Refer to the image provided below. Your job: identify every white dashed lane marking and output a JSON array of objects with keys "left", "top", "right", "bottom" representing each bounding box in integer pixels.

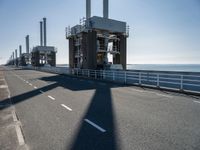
[
  {"left": 84, "top": 119, "right": 106, "bottom": 133},
  {"left": 156, "top": 93, "right": 173, "bottom": 98},
  {"left": 48, "top": 95, "right": 55, "bottom": 100},
  {"left": 0, "top": 85, "right": 8, "bottom": 88},
  {"left": 194, "top": 101, "right": 200, "bottom": 104},
  {"left": 61, "top": 104, "right": 72, "bottom": 111}
]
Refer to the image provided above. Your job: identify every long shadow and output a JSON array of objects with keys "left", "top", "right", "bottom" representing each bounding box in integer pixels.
[
  {"left": 41, "top": 75, "right": 120, "bottom": 149},
  {"left": 68, "top": 86, "right": 120, "bottom": 150},
  {"left": 1, "top": 70, "right": 121, "bottom": 150},
  {"left": 0, "top": 82, "right": 58, "bottom": 110}
]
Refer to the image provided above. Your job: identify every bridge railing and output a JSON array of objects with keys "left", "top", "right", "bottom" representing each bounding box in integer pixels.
[{"left": 22, "top": 66, "right": 200, "bottom": 94}]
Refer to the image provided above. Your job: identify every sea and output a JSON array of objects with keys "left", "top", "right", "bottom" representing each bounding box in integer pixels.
[{"left": 57, "top": 64, "right": 200, "bottom": 72}]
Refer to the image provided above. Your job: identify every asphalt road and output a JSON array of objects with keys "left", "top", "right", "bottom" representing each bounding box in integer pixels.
[{"left": 2, "top": 67, "right": 200, "bottom": 150}]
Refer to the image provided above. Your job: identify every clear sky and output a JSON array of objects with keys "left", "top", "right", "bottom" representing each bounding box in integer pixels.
[{"left": 0, "top": 0, "right": 200, "bottom": 64}]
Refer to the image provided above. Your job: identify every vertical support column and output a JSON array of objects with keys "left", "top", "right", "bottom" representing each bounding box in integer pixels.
[
  {"left": 120, "top": 35, "right": 127, "bottom": 70},
  {"left": 26, "top": 35, "right": 30, "bottom": 65},
  {"left": 43, "top": 18, "right": 47, "bottom": 46},
  {"left": 26, "top": 35, "right": 29, "bottom": 54},
  {"left": 103, "top": 0, "right": 109, "bottom": 18},
  {"left": 87, "top": 31, "right": 97, "bottom": 69},
  {"left": 12, "top": 52, "right": 14, "bottom": 60},
  {"left": 40, "top": 21, "right": 43, "bottom": 46},
  {"left": 15, "top": 49, "right": 18, "bottom": 59},
  {"left": 86, "top": 0, "right": 91, "bottom": 19},
  {"left": 15, "top": 49, "right": 18, "bottom": 66},
  {"left": 12, "top": 52, "right": 14, "bottom": 65},
  {"left": 19, "top": 45, "right": 22, "bottom": 57},
  {"left": 69, "top": 38, "right": 75, "bottom": 68}
]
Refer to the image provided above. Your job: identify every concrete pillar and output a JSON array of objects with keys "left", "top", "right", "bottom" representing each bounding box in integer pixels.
[
  {"left": 43, "top": 18, "right": 47, "bottom": 46},
  {"left": 103, "top": 0, "right": 109, "bottom": 18},
  {"left": 87, "top": 31, "right": 97, "bottom": 69},
  {"left": 86, "top": 0, "right": 91, "bottom": 19},
  {"left": 15, "top": 49, "right": 17, "bottom": 59},
  {"left": 26, "top": 35, "right": 29, "bottom": 54},
  {"left": 40, "top": 21, "right": 43, "bottom": 46},
  {"left": 12, "top": 52, "right": 14, "bottom": 60},
  {"left": 15, "top": 49, "right": 18, "bottom": 66},
  {"left": 19, "top": 45, "right": 22, "bottom": 57},
  {"left": 69, "top": 38, "right": 75, "bottom": 68}
]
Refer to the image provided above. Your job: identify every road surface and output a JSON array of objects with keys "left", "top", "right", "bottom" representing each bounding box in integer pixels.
[{"left": 1, "top": 66, "right": 200, "bottom": 150}]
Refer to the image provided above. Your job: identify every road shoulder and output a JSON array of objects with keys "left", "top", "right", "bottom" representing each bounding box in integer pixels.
[{"left": 0, "top": 66, "right": 28, "bottom": 150}]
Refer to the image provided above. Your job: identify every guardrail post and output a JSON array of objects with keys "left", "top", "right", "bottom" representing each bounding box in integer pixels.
[
  {"left": 103, "top": 70, "right": 105, "bottom": 79},
  {"left": 180, "top": 75, "right": 183, "bottom": 91},
  {"left": 95, "top": 70, "right": 97, "bottom": 79},
  {"left": 88, "top": 70, "right": 90, "bottom": 77},
  {"left": 139, "top": 72, "right": 141, "bottom": 85},
  {"left": 124, "top": 71, "right": 127, "bottom": 84},
  {"left": 157, "top": 74, "right": 160, "bottom": 87}
]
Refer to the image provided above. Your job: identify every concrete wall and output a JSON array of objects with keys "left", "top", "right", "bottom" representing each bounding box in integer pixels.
[{"left": 120, "top": 35, "right": 127, "bottom": 70}]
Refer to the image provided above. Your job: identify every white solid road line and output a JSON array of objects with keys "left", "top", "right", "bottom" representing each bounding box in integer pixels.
[
  {"left": 131, "top": 89, "right": 144, "bottom": 93},
  {"left": 194, "top": 101, "right": 200, "bottom": 104},
  {"left": 156, "top": 93, "right": 173, "bottom": 98},
  {"left": 12, "top": 111, "right": 18, "bottom": 122},
  {"left": 4, "top": 75, "right": 25, "bottom": 146},
  {"left": 15, "top": 125, "right": 25, "bottom": 145},
  {"left": 48, "top": 95, "right": 55, "bottom": 100},
  {"left": 84, "top": 119, "right": 106, "bottom": 133},
  {"left": 61, "top": 104, "right": 72, "bottom": 111}
]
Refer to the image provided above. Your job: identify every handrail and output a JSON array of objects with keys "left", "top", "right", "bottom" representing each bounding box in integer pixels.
[{"left": 21, "top": 66, "right": 200, "bottom": 94}]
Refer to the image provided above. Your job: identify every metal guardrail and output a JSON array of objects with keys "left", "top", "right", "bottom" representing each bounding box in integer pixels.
[{"left": 22, "top": 66, "right": 200, "bottom": 94}]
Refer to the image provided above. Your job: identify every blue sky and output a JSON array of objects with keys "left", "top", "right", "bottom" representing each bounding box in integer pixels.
[{"left": 0, "top": 0, "right": 200, "bottom": 64}]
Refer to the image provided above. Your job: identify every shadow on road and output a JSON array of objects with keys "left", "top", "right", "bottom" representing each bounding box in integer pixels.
[
  {"left": 0, "top": 72, "right": 122, "bottom": 150},
  {"left": 69, "top": 87, "right": 120, "bottom": 150}
]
